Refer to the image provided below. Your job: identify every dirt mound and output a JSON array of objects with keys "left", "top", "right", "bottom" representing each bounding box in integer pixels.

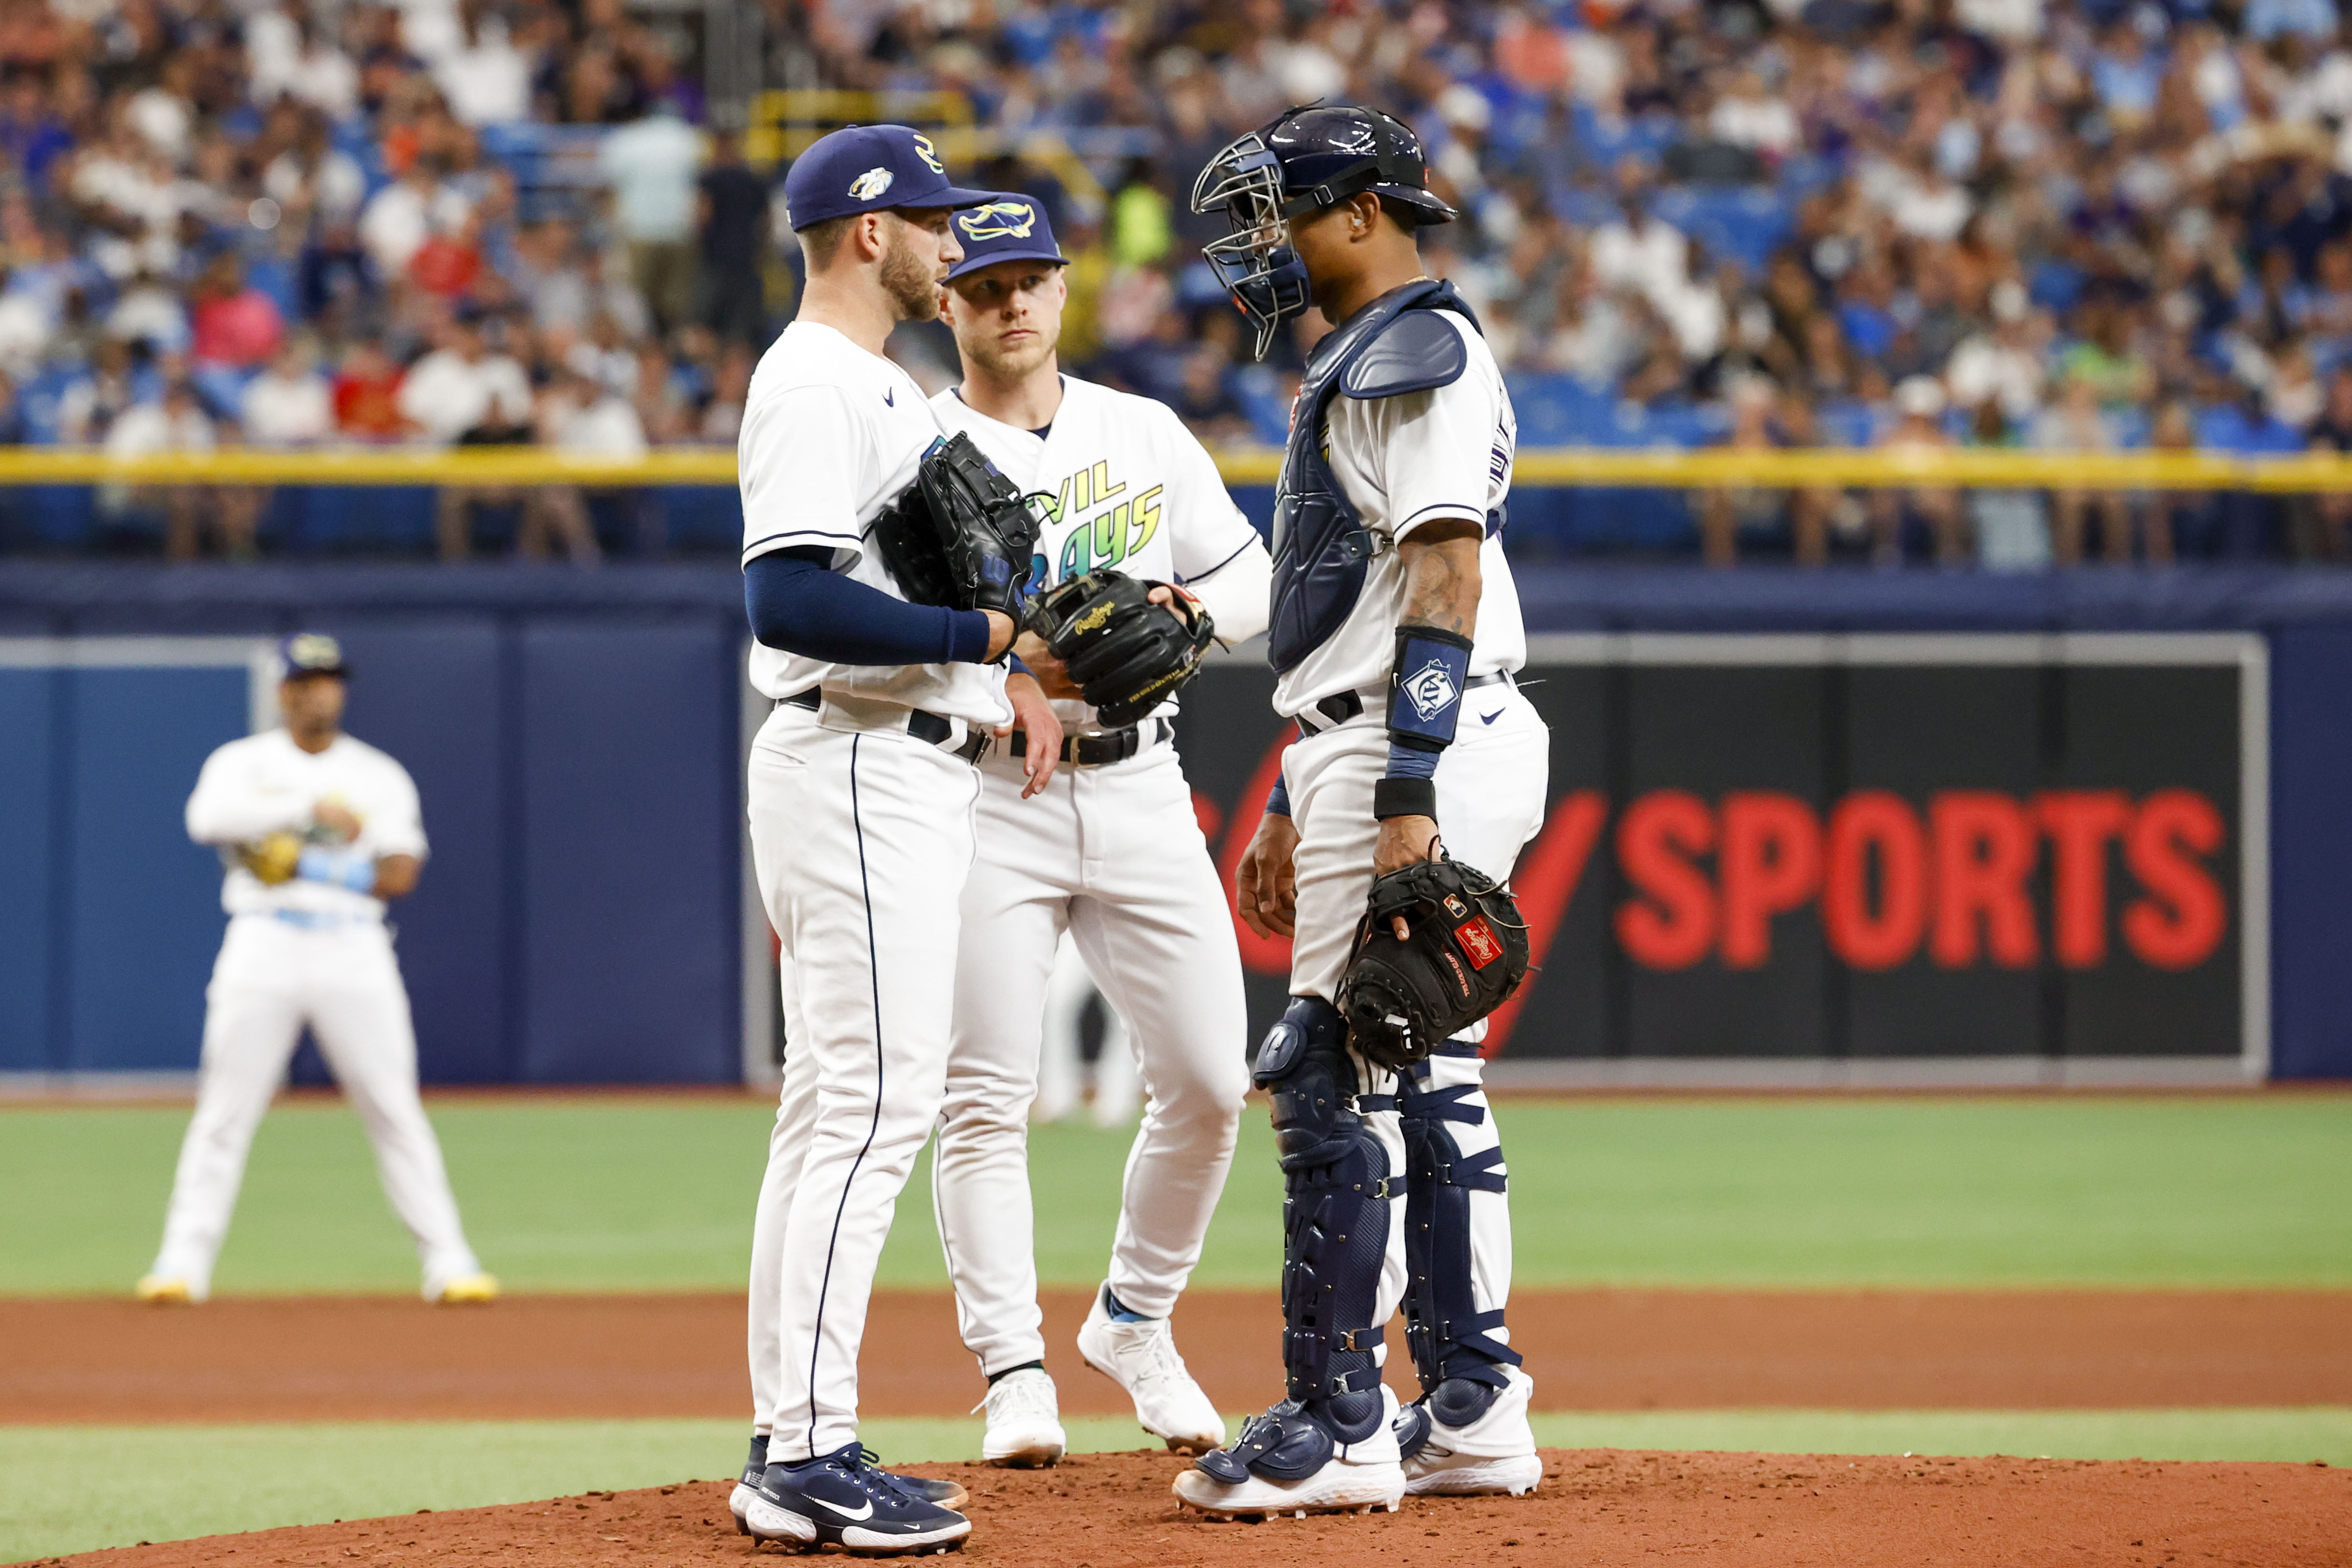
[
  {"left": 7, "top": 1289, "right": 2350, "bottom": 1424},
  {"left": 40, "top": 1449, "right": 2352, "bottom": 1568}
]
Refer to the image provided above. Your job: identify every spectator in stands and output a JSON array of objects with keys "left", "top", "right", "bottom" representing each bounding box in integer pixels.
[
  {"left": 1963, "top": 398, "right": 2051, "bottom": 573},
  {"left": 598, "top": 97, "right": 702, "bottom": 334},
  {"left": 515, "top": 364, "right": 644, "bottom": 565},
  {"left": 359, "top": 155, "right": 471, "bottom": 281},
  {"left": 401, "top": 308, "right": 534, "bottom": 561},
  {"left": 2301, "top": 368, "right": 2352, "bottom": 559},
  {"left": 103, "top": 379, "right": 261, "bottom": 561},
  {"left": 696, "top": 129, "right": 768, "bottom": 347},
  {"left": 1870, "top": 376, "right": 1968, "bottom": 566},
  {"left": 243, "top": 338, "right": 333, "bottom": 447},
  {"left": 189, "top": 254, "right": 286, "bottom": 374},
  {"left": 331, "top": 340, "right": 412, "bottom": 441},
  {"left": 2035, "top": 375, "right": 2135, "bottom": 564},
  {"left": 1699, "top": 375, "right": 1833, "bottom": 567}
]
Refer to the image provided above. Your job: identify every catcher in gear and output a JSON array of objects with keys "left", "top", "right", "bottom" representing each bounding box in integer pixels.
[{"left": 1182, "top": 103, "right": 1553, "bottom": 1519}]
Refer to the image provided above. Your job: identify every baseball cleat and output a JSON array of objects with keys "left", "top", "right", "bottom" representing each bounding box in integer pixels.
[
  {"left": 134, "top": 1275, "right": 196, "bottom": 1305},
  {"left": 1397, "top": 1367, "right": 1542, "bottom": 1497},
  {"left": 734, "top": 1436, "right": 966, "bottom": 1532},
  {"left": 432, "top": 1272, "right": 500, "bottom": 1305},
  {"left": 1075, "top": 1283, "right": 1226, "bottom": 1453},
  {"left": 978, "top": 1367, "right": 1066, "bottom": 1467},
  {"left": 742, "top": 1442, "right": 971, "bottom": 1555},
  {"left": 1173, "top": 1390, "right": 1405, "bottom": 1518}
]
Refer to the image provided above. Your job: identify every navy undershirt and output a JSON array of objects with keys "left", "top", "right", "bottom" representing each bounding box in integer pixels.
[{"left": 745, "top": 547, "right": 993, "bottom": 666}]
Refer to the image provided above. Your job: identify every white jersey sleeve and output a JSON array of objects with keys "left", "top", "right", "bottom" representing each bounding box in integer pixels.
[
  {"left": 367, "top": 753, "right": 429, "bottom": 862},
  {"left": 739, "top": 385, "right": 871, "bottom": 567},
  {"left": 185, "top": 740, "right": 311, "bottom": 845},
  {"left": 1154, "top": 401, "right": 1271, "bottom": 646}
]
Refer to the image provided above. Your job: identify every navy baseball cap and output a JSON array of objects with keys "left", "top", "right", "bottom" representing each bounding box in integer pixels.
[
  {"left": 782, "top": 125, "right": 993, "bottom": 231},
  {"left": 278, "top": 632, "right": 347, "bottom": 679},
  {"left": 944, "top": 193, "right": 1068, "bottom": 281}
]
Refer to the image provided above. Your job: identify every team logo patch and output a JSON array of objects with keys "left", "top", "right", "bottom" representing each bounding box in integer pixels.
[
  {"left": 1456, "top": 916, "right": 1504, "bottom": 971},
  {"left": 911, "top": 133, "right": 945, "bottom": 174},
  {"left": 848, "top": 167, "right": 894, "bottom": 201},
  {"left": 286, "top": 633, "right": 342, "bottom": 670},
  {"left": 956, "top": 200, "right": 1037, "bottom": 240},
  {"left": 1401, "top": 659, "right": 1459, "bottom": 720}
]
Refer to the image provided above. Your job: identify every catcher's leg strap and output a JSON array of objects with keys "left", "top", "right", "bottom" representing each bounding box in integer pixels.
[
  {"left": 1399, "top": 1056, "right": 1520, "bottom": 1398},
  {"left": 1252, "top": 996, "right": 1391, "bottom": 1453}
]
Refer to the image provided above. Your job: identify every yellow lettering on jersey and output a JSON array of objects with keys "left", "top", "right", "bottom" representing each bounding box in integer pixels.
[
  {"left": 1092, "top": 461, "right": 1125, "bottom": 504},
  {"left": 1128, "top": 485, "right": 1163, "bottom": 558},
  {"left": 1093, "top": 502, "right": 1130, "bottom": 566}
]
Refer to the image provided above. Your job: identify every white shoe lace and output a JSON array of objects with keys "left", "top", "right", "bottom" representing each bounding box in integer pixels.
[
  {"left": 1107, "top": 1317, "right": 1192, "bottom": 1394},
  {"left": 976, "top": 1368, "right": 1059, "bottom": 1425}
]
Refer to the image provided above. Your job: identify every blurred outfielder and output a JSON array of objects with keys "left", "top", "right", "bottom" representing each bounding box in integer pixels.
[
  {"left": 143, "top": 633, "right": 494, "bottom": 1307},
  {"left": 925, "top": 192, "right": 1272, "bottom": 1467},
  {"left": 1177, "top": 106, "right": 1549, "bottom": 1517}
]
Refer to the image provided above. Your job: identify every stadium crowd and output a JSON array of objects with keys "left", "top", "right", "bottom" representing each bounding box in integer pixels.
[{"left": 1, "top": 0, "right": 2352, "bottom": 564}]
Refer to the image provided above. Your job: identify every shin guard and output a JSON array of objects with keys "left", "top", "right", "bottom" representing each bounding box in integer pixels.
[{"left": 1398, "top": 1043, "right": 1519, "bottom": 1424}]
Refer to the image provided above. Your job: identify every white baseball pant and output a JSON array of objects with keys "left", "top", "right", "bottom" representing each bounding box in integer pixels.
[
  {"left": 931, "top": 742, "right": 1250, "bottom": 1376},
  {"left": 1033, "top": 933, "right": 1140, "bottom": 1127},
  {"left": 148, "top": 913, "right": 481, "bottom": 1300},
  {"left": 1284, "top": 682, "right": 1549, "bottom": 1371},
  {"left": 745, "top": 698, "right": 981, "bottom": 1461}
]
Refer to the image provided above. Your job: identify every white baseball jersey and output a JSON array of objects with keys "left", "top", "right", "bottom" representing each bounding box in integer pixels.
[
  {"left": 185, "top": 730, "right": 428, "bottom": 920},
  {"left": 930, "top": 374, "right": 1270, "bottom": 732},
  {"left": 1274, "top": 311, "right": 1526, "bottom": 720},
  {"left": 739, "top": 319, "right": 1010, "bottom": 729}
]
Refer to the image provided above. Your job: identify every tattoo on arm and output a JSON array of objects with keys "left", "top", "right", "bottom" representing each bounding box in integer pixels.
[{"left": 1399, "top": 521, "right": 1483, "bottom": 637}]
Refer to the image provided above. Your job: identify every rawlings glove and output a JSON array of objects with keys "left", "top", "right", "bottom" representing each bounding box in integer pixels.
[
  {"left": 1031, "top": 570, "right": 1216, "bottom": 727},
  {"left": 870, "top": 432, "right": 1045, "bottom": 622},
  {"left": 238, "top": 832, "right": 303, "bottom": 886},
  {"left": 1336, "top": 852, "right": 1530, "bottom": 1070}
]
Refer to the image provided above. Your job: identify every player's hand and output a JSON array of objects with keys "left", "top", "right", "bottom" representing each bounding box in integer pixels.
[
  {"left": 1000, "top": 672, "right": 1062, "bottom": 797},
  {"left": 1011, "top": 631, "right": 1084, "bottom": 700},
  {"left": 1236, "top": 810, "right": 1300, "bottom": 939},
  {"left": 313, "top": 802, "right": 362, "bottom": 842},
  {"left": 1147, "top": 582, "right": 1204, "bottom": 629},
  {"left": 981, "top": 609, "right": 1017, "bottom": 662},
  {"left": 1374, "top": 815, "right": 1443, "bottom": 937}
]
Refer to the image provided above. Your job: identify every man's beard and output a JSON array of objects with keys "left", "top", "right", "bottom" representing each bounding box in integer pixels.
[
  {"left": 966, "top": 323, "right": 1055, "bottom": 381},
  {"left": 880, "top": 224, "right": 941, "bottom": 321}
]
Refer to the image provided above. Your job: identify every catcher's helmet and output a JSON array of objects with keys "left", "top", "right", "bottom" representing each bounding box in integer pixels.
[{"left": 1191, "top": 105, "right": 1457, "bottom": 360}]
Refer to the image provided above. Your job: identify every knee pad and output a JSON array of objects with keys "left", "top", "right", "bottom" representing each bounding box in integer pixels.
[
  {"left": 1398, "top": 1046, "right": 1519, "bottom": 1396},
  {"left": 1257, "top": 996, "right": 1392, "bottom": 1442}
]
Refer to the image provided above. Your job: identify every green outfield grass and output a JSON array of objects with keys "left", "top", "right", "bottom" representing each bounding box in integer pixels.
[
  {"left": 1, "top": 1094, "right": 2348, "bottom": 1296},
  {"left": 6, "top": 1410, "right": 2350, "bottom": 1564}
]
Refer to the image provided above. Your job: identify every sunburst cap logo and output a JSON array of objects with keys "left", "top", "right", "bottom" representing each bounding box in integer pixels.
[{"left": 848, "top": 167, "right": 894, "bottom": 201}]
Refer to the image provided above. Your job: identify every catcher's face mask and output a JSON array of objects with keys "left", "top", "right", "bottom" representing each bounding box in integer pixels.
[{"left": 1191, "top": 132, "right": 1313, "bottom": 362}]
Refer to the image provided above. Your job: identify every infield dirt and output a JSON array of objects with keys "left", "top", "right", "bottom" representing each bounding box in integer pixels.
[
  {"left": 36, "top": 1450, "right": 2352, "bottom": 1568},
  {"left": 7, "top": 1287, "right": 2350, "bottom": 1423}
]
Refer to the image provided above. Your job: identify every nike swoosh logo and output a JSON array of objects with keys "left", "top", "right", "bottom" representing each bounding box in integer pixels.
[
  {"left": 1480, "top": 709, "right": 1502, "bottom": 725},
  {"left": 883, "top": 389, "right": 895, "bottom": 406},
  {"left": 814, "top": 1496, "right": 876, "bottom": 1521}
]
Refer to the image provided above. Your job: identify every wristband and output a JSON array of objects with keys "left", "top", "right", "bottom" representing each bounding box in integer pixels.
[
  {"left": 1386, "top": 625, "right": 1474, "bottom": 753},
  {"left": 1373, "top": 776, "right": 1438, "bottom": 820},
  {"left": 297, "top": 845, "right": 378, "bottom": 893},
  {"left": 1266, "top": 777, "right": 1292, "bottom": 818}
]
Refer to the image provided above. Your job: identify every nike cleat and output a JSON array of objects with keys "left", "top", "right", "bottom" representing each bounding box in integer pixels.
[
  {"left": 732, "top": 1435, "right": 965, "bottom": 1532},
  {"left": 742, "top": 1442, "right": 971, "bottom": 1555}
]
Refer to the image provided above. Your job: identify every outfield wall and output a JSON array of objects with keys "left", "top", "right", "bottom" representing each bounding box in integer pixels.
[{"left": 2, "top": 561, "right": 2350, "bottom": 1083}]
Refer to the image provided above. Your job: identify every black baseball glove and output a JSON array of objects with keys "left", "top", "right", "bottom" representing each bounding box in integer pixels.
[
  {"left": 1336, "top": 852, "right": 1530, "bottom": 1070},
  {"left": 870, "top": 432, "right": 1044, "bottom": 621},
  {"left": 1030, "top": 570, "right": 1217, "bottom": 727}
]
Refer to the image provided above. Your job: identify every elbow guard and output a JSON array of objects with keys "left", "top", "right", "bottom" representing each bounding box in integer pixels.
[{"left": 1375, "top": 626, "right": 1472, "bottom": 820}]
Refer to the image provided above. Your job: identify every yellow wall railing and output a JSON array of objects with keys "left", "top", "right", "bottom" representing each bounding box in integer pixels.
[{"left": 9, "top": 446, "right": 2352, "bottom": 491}]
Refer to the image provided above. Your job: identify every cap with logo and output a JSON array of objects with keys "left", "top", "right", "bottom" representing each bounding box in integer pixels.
[
  {"left": 279, "top": 632, "right": 348, "bottom": 679},
  {"left": 781, "top": 125, "right": 994, "bottom": 232},
  {"left": 943, "top": 193, "right": 1068, "bottom": 281}
]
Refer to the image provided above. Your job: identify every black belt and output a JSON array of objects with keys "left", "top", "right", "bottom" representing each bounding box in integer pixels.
[
  {"left": 1298, "top": 671, "right": 1513, "bottom": 736},
  {"left": 778, "top": 688, "right": 988, "bottom": 762},
  {"left": 1006, "top": 718, "right": 1170, "bottom": 768}
]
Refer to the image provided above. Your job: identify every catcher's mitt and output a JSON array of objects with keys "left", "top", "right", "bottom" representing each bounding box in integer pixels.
[
  {"left": 870, "top": 432, "right": 1044, "bottom": 620},
  {"left": 1031, "top": 571, "right": 1216, "bottom": 727},
  {"left": 238, "top": 832, "right": 303, "bottom": 886},
  {"left": 1336, "top": 852, "right": 1530, "bottom": 1070}
]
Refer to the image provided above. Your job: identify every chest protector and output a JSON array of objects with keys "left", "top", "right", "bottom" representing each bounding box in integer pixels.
[{"left": 1270, "top": 277, "right": 1495, "bottom": 674}]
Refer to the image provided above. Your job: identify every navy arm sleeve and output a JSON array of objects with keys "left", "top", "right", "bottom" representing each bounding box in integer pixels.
[{"left": 745, "top": 548, "right": 995, "bottom": 665}]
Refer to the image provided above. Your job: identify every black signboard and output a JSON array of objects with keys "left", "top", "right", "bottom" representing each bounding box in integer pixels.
[{"left": 1169, "top": 635, "right": 2266, "bottom": 1078}]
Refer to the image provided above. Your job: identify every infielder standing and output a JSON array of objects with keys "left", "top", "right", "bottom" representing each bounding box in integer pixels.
[
  {"left": 1175, "top": 106, "right": 1548, "bottom": 1515},
  {"left": 142, "top": 633, "right": 494, "bottom": 1307},
  {"left": 923, "top": 194, "right": 1272, "bottom": 1466},
  {"left": 731, "top": 126, "right": 1060, "bottom": 1557}
]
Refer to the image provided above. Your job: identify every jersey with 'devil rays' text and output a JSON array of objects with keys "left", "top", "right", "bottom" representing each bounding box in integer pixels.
[
  {"left": 931, "top": 374, "right": 1266, "bottom": 731},
  {"left": 737, "top": 320, "right": 1012, "bottom": 729},
  {"left": 1274, "top": 308, "right": 1527, "bottom": 721}
]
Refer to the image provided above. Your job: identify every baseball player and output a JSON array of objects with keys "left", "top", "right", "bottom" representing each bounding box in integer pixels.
[
  {"left": 140, "top": 633, "right": 494, "bottom": 1308},
  {"left": 921, "top": 193, "right": 1272, "bottom": 1467},
  {"left": 730, "top": 126, "right": 1061, "bottom": 1557},
  {"left": 1172, "top": 107, "right": 1549, "bottom": 1516}
]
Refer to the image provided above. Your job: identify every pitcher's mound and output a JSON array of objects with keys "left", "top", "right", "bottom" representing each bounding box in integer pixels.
[{"left": 43, "top": 1447, "right": 2352, "bottom": 1567}]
